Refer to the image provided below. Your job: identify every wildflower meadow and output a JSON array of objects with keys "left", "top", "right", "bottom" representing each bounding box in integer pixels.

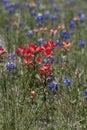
[{"left": 0, "top": 0, "right": 87, "bottom": 130}]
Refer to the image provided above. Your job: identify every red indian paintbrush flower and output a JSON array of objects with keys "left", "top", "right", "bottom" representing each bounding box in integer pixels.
[
  {"left": 27, "top": 44, "right": 40, "bottom": 54},
  {"left": 33, "top": 28, "right": 39, "bottom": 33},
  {"left": 0, "top": 47, "right": 7, "bottom": 60},
  {"left": 29, "top": 2, "right": 36, "bottom": 8},
  {"left": 38, "top": 40, "right": 56, "bottom": 58},
  {"left": 30, "top": 91, "right": 36, "bottom": 99},
  {"left": 23, "top": 48, "right": 33, "bottom": 58},
  {"left": 39, "top": 64, "right": 52, "bottom": 75},
  {"left": 16, "top": 46, "right": 26, "bottom": 56},
  {"left": 57, "top": 24, "right": 65, "bottom": 30},
  {"left": 24, "top": 57, "right": 32, "bottom": 64},
  {"left": 12, "top": 19, "right": 18, "bottom": 26},
  {"left": 40, "top": 26, "right": 47, "bottom": 32},
  {"left": 39, "top": 45, "right": 52, "bottom": 58},
  {"left": 46, "top": 40, "right": 57, "bottom": 49},
  {"left": 0, "top": 47, "right": 7, "bottom": 55},
  {"left": 44, "top": 49, "right": 53, "bottom": 58},
  {"left": 35, "top": 58, "right": 42, "bottom": 64},
  {"left": 62, "top": 41, "right": 72, "bottom": 51},
  {"left": 50, "top": 29, "right": 57, "bottom": 36}
]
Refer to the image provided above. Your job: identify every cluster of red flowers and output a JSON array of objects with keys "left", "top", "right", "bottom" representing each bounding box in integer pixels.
[
  {"left": 33, "top": 24, "right": 65, "bottom": 36},
  {"left": 16, "top": 40, "right": 57, "bottom": 74}
]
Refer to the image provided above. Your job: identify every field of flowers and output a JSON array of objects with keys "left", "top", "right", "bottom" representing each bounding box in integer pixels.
[{"left": 0, "top": 0, "right": 87, "bottom": 130}]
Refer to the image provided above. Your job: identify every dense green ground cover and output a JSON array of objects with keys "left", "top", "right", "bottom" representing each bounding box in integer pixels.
[{"left": 0, "top": 0, "right": 87, "bottom": 130}]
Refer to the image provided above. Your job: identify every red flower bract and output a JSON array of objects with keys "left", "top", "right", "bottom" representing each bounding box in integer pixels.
[
  {"left": 35, "top": 58, "right": 42, "bottom": 64},
  {"left": 39, "top": 64, "right": 52, "bottom": 75},
  {"left": 40, "top": 26, "right": 47, "bottom": 32},
  {"left": 44, "top": 49, "right": 53, "bottom": 58},
  {"left": 0, "top": 47, "right": 7, "bottom": 55},
  {"left": 62, "top": 41, "right": 72, "bottom": 51},
  {"left": 23, "top": 48, "right": 33, "bottom": 57},
  {"left": 24, "top": 57, "right": 32, "bottom": 64},
  {"left": 16, "top": 46, "right": 26, "bottom": 56},
  {"left": 27, "top": 44, "right": 40, "bottom": 54},
  {"left": 50, "top": 29, "right": 57, "bottom": 36},
  {"left": 30, "top": 91, "right": 36, "bottom": 99},
  {"left": 46, "top": 40, "right": 57, "bottom": 49}
]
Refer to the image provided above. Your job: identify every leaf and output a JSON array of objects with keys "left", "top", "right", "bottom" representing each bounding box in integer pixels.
[{"left": 35, "top": 74, "right": 41, "bottom": 81}]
